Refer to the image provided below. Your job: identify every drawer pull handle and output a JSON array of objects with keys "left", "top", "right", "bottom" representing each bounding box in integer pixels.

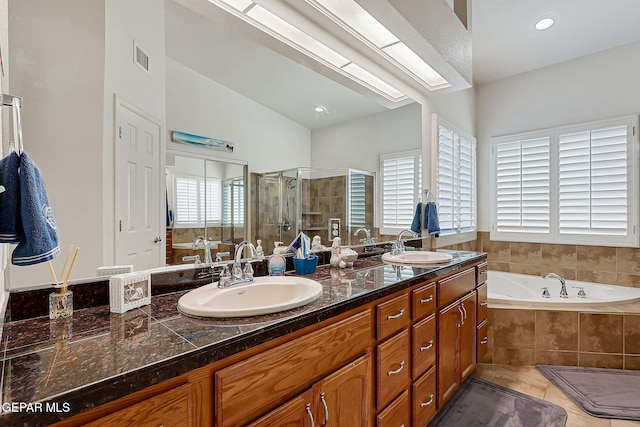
[
  {"left": 420, "top": 394, "right": 434, "bottom": 407},
  {"left": 457, "top": 305, "right": 464, "bottom": 326},
  {"left": 320, "top": 392, "right": 329, "bottom": 427},
  {"left": 387, "top": 361, "right": 405, "bottom": 376},
  {"left": 480, "top": 337, "right": 488, "bottom": 345},
  {"left": 420, "top": 340, "right": 434, "bottom": 351},
  {"left": 479, "top": 270, "right": 487, "bottom": 275},
  {"left": 420, "top": 295, "right": 434, "bottom": 304},
  {"left": 480, "top": 300, "right": 488, "bottom": 307},
  {"left": 387, "top": 308, "right": 405, "bottom": 320},
  {"left": 461, "top": 303, "right": 467, "bottom": 322},
  {"left": 306, "top": 403, "right": 315, "bottom": 427}
]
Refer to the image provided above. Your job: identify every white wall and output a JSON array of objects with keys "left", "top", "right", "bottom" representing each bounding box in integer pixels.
[
  {"left": 476, "top": 40, "right": 640, "bottom": 231},
  {"left": 103, "top": 0, "right": 166, "bottom": 274},
  {"left": 8, "top": 0, "right": 105, "bottom": 288},
  {"left": 165, "top": 58, "right": 311, "bottom": 173},
  {"left": 309, "top": 103, "right": 422, "bottom": 172}
]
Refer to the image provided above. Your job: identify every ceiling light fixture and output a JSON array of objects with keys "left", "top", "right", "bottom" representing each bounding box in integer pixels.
[
  {"left": 314, "top": 106, "right": 326, "bottom": 113},
  {"left": 534, "top": 17, "right": 555, "bottom": 31},
  {"left": 307, "top": 0, "right": 450, "bottom": 90},
  {"left": 207, "top": 0, "right": 410, "bottom": 102}
]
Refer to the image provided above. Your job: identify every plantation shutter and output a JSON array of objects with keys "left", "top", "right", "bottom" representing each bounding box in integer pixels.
[
  {"left": 380, "top": 151, "right": 421, "bottom": 233},
  {"left": 175, "top": 176, "right": 199, "bottom": 225},
  {"left": 558, "top": 124, "right": 628, "bottom": 236},
  {"left": 349, "top": 172, "right": 366, "bottom": 227},
  {"left": 494, "top": 136, "right": 550, "bottom": 233}
]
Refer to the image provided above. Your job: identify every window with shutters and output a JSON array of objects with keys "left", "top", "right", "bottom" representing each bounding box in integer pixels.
[
  {"left": 349, "top": 171, "right": 367, "bottom": 227},
  {"left": 380, "top": 150, "right": 422, "bottom": 235},
  {"left": 490, "top": 116, "right": 639, "bottom": 247},
  {"left": 433, "top": 115, "right": 477, "bottom": 246},
  {"left": 174, "top": 174, "right": 221, "bottom": 228},
  {"left": 222, "top": 178, "right": 245, "bottom": 226}
]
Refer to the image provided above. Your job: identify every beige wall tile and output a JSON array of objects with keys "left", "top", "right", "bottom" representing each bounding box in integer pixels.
[
  {"left": 624, "top": 315, "right": 640, "bottom": 354},
  {"left": 579, "top": 352, "right": 623, "bottom": 369},
  {"left": 616, "top": 273, "right": 640, "bottom": 288},
  {"left": 509, "top": 263, "right": 542, "bottom": 276},
  {"left": 541, "top": 244, "right": 577, "bottom": 269},
  {"left": 617, "top": 247, "right": 640, "bottom": 275},
  {"left": 624, "top": 355, "right": 640, "bottom": 370},
  {"left": 510, "top": 242, "right": 542, "bottom": 265},
  {"left": 491, "top": 309, "right": 536, "bottom": 349},
  {"left": 535, "top": 311, "right": 579, "bottom": 351},
  {"left": 535, "top": 350, "right": 578, "bottom": 366},
  {"left": 577, "top": 246, "right": 617, "bottom": 273},
  {"left": 577, "top": 270, "right": 617, "bottom": 285},
  {"left": 579, "top": 313, "right": 623, "bottom": 353},
  {"left": 488, "top": 261, "right": 510, "bottom": 272},
  {"left": 488, "top": 240, "right": 510, "bottom": 263}
]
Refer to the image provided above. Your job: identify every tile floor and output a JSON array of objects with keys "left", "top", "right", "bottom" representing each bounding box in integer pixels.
[{"left": 474, "top": 364, "right": 640, "bottom": 427}]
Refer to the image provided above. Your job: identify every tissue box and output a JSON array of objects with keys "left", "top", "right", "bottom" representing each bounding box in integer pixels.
[
  {"left": 293, "top": 257, "right": 318, "bottom": 275},
  {"left": 109, "top": 271, "right": 151, "bottom": 313}
]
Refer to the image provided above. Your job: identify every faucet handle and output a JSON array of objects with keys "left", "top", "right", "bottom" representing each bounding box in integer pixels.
[
  {"left": 231, "top": 262, "right": 243, "bottom": 279},
  {"left": 573, "top": 286, "right": 587, "bottom": 298},
  {"left": 243, "top": 262, "right": 254, "bottom": 279},
  {"left": 541, "top": 287, "right": 551, "bottom": 298}
]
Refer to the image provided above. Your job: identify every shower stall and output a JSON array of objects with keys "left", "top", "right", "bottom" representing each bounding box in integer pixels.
[{"left": 254, "top": 167, "right": 375, "bottom": 256}]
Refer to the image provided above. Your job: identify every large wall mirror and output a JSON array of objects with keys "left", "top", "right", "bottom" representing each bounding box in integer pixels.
[{"left": 5, "top": 0, "right": 422, "bottom": 289}]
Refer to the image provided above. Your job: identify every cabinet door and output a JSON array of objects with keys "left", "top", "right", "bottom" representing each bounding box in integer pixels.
[
  {"left": 314, "top": 354, "right": 373, "bottom": 427},
  {"left": 412, "top": 314, "right": 436, "bottom": 380},
  {"left": 376, "top": 390, "right": 410, "bottom": 427},
  {"left": 477, "top": 282, "right": 488, "bottom": 324},
  {"left": 459, "top": 292, "right": 477, "bottom": 382},
  {"left": 247, "top": 390, "right": 314, "bottom": 427},
  {"left": 437, "top": 300, "right": 460, "bottom": 408},
  {"left": 84, "top": 383, "right": 193, "bottom": 427},
  {"left": 376, "top": 329, "right": 411, "bottom": 410},
  {"left": 477, "top": 319, "right": 489, "bottom": 363}
]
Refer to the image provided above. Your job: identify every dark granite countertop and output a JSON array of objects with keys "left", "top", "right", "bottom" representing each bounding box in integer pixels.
[{"left": 0, "top": 250, "right": 486, "bottom": 426}]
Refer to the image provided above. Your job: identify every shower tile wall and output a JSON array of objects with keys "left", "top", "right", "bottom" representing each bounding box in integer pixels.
[{"left": 303, "top": 176, "right": 346, "bottom": 245}]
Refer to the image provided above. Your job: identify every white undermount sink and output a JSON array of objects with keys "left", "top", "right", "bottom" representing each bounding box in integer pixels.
[
  {"left": 381, "top": 251, "right": 453, "bottom": 266},
  {"left": 177, "top": 276, "right": 323, "bottom": 318}
]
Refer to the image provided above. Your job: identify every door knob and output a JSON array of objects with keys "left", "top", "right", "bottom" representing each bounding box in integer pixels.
[{"left": 153, "top": 236, "right": 162, "bottom": 243}]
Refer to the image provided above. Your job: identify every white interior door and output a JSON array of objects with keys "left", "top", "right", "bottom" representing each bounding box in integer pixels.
[{"left": 115, "top": 100, "right": 163, "bottom": 270}]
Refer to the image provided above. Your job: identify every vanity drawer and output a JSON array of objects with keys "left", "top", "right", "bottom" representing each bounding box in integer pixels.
[
  {"left": 376, "top": 390, "right": 410, "bottom": 427},
  {"left": 477, "top": 319, "right": 489, "bottom": 363},
  {"left": 376, "top": 329, "right": 411, "bottom": 410},
  {"left": 412, "top": 314, "right": 436, "bottom": 379},
  {"left": 413, "top": 366, "right": 437, "bottom": 427},
  {"left": 477, "top": 283, "right": 488, "bottom": 323},
  {"left": 412, "top": 281, "right": 436, "bottom": 321},
  {"left": 377, "top": 293, "right": 410, "bottom": 340},
  {"left": 437, "top": 268, "right": 476, "bottom": 308},
  {"left": 476, "top": 262, "right": 488, "bottom": 285}
]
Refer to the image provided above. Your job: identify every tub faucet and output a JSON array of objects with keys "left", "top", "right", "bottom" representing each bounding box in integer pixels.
[
  {"left": 544, "top": 272, "right": 568, "bottom": 298},
  {"left": 193, "top": 236, "right": 213, "bottom": 264}
]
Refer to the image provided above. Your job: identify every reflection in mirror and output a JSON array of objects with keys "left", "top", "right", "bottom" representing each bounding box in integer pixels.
[
  {"left": 166, "top": 152, "right": 246, "bottom": 265},
  {"left": 253, "top": 168, "right": 374, "bottom": 255}
]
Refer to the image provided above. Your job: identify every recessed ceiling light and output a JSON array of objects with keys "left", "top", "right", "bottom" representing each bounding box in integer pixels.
[
  {"left": 534, "top": 17, "right": 554, "bottom": 31},
  {"left": 314, "top": 106, "right": 326, "bottom": 113}
]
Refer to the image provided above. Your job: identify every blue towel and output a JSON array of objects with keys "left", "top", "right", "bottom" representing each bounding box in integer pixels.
[
  {"left": 410, "top": 202, "right": 422, "bottom": 234},
  {"left": 424, "top": 201, "right": 440, "bottom": 237},
  {"left": 0, "top": 151, "right": 21, "bottom": 243},
  {"left": 12, "top": 152, "right": 60, "bottom": 266}
]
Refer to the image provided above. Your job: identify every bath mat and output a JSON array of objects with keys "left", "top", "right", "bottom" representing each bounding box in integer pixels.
[
  {"left": 428, "top": 376, "right": 567, "bottom": 427},
  {"left": 536, "top": 365, "right": 640, "bottom": 420}
]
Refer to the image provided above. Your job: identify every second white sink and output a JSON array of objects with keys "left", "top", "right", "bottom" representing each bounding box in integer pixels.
[
  {"left": 381, "top": 251, "right": 453, "bottom": 266},
  {"left": 177, "top": 276, "right": 323, "bottom": 318}
]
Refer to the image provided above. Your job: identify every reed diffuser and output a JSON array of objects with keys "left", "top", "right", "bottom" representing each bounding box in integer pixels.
[{"left": 48, "top": 245, "right": 79, "bottom": 319}]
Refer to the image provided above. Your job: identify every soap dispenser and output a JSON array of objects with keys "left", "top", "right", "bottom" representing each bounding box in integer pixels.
[{"left": 256, "top": 239, "right": 264, "bottom": 258}]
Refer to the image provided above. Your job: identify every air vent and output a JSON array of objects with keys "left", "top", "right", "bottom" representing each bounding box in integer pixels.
[{"left": 133, "top": 41, "right": 150, "bottom": 74}]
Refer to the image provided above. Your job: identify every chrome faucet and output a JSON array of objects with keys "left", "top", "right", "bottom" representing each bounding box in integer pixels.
[
  {"left": 544, "top": 272, "right": 568, "bottom": 298},
  {"left": 391, "top": 229, "right": 420, "bottom": 255},
  {"left": 193, "top": 236, "right": 213, "bottom": 264},
  {"left": 217, "top": 241, "right": 259, "bottom": 288},
  {"left": 353, "top": 228, "right": 374, "bottom": 245}
]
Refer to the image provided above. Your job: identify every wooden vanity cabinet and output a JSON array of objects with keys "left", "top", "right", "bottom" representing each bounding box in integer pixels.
[
  {"left": 249, "top": 354, "right": 372, "bottom": 427},
  {"left": 437, "top": 291, "right": 477, "bottom": 408}
]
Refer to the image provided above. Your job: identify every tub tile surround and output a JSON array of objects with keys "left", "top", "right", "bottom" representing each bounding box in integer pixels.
[
  {"left": 484, "top": 309, "right": 640, "bottom": 370},
  {"left": 0, "top": 251, "right": 486, "bottom": 426},
  {"left": 461, "top": 231, "right": 640, "bottom": 288}
]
